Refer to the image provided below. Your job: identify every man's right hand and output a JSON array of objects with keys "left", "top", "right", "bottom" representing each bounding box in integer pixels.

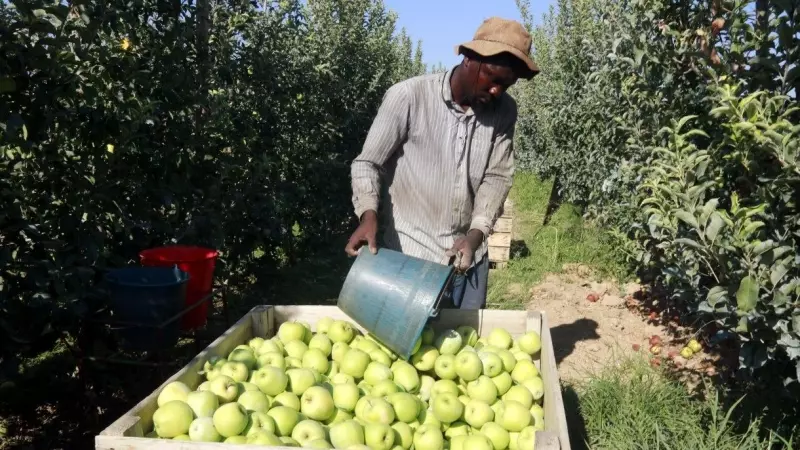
[{"left": 345, "top": 210, "right": 378, "bottom": 257}]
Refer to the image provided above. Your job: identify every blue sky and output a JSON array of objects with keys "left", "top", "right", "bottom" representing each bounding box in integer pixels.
[{"left": 386, "top": 0, "right": 557, "bottom": 69}]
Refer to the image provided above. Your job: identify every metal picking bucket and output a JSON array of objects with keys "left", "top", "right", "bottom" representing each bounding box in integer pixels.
[{"left": 337, "top": 248, "right": 456, "bottom": 360}]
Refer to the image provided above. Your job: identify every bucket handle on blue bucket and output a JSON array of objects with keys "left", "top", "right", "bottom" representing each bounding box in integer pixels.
[{"left": 428, "top": 254, "right": 461, "bottom": 318}]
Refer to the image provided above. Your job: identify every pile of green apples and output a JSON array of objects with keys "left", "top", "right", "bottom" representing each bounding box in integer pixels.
[{"left": 147, "top": 317, "right": 545, "bottom": 450}]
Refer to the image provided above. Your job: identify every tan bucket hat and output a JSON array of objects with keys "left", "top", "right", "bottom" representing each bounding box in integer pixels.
[{"left": 456, "top": 17, "right": 540, "bottom": 79}]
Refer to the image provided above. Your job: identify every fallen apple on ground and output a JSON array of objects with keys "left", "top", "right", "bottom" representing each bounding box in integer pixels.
[{"left": 144, "top": 317, "right": 547, "bottom": 449}]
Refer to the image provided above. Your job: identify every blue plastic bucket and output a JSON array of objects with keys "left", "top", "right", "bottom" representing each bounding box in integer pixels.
[
  {"left": 105, "top": 266, "right": 190, "bottom": 352},
  {"left": 337, "top": 248, "right": 455, "bottom": 359}
]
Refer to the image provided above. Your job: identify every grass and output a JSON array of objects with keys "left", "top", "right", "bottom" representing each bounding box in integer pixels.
[
  {"left": 487, "top": 173, "right": 630, "bottom": 309},
  {"left": 571, "top": 354, "right": 795, "bottom": 450}
]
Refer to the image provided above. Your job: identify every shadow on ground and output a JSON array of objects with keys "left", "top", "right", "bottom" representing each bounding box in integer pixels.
[
  {"left": 549, "top": 318, "right": 601, "bottom": 365},
  {"left": 562, "top": 383, "right": 590, "bottom": 450}
]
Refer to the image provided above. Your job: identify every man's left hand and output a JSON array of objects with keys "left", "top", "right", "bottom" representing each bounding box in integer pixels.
[{"left": 446, "top": 229, "right": 484, "bottom": 272}]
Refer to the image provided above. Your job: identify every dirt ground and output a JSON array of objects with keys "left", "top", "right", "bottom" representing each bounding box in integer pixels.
[{"left": 515, "top": 263, "right": 729, "bottom": 387}]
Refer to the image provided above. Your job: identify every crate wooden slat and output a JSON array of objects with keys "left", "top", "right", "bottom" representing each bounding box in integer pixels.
[
  {"left": 97, "top": 305, "right": 571, "bottom": 450},
  {"left": 489, "top": 199, "right": 513, "bottom": 269}
]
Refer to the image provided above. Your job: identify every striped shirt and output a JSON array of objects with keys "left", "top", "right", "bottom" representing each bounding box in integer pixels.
[{"left": 350, "top": 66, "right": 516, "bottom": 266}]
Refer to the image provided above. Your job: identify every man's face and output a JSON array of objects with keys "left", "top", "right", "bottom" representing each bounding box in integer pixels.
[{"left": 465, "top": 58, "right": 519, "bottom": 106}]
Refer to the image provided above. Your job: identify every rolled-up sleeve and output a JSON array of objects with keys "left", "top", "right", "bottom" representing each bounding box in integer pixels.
[
  {"left": 469, "top": 106, "right": 516, "bottom": 237},
  {"left": 351, "top": 83, "right": 410, "bottom": 219}
]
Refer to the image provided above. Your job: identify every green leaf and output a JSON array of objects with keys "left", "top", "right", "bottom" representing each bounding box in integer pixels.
[
  {"left": 736, "top": 276, "right": 759, "bottom": 313},
  {"left": 707, "top": 286, "right": 727, "bottom": 307},
  {"left": 700, "top": 198, "right": 719, "bottom": 226},
  {"left": 705, "top": 213, "right": 725, "bottom": 243},
  {"left": 674, "top": 210, "right": 699, "bottom": 228},
  {"left": 771, "top": 264, "right": 789, "bottom": 287},
  {"left": 674, "top": 238, "right": 702, "bottom": 249}
]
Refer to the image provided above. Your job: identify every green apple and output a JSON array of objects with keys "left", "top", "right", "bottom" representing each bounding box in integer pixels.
[
  {"left": 491, "top": 372, "right": 513, "bottom": 396},
  {"left": 358, "top": 397, "right": 396, "bottom": 425},
  {"left": 421, "top": 326, "right": 435, "bottom": 345},
  {"left": 220, "top": 361, "right": 249, "bottom": 383},
  {"left": 238, "top": 381, "right": 260, "bottom": 393},
  {"left": 455, "top": 326, "right": 479, "bottom": 347},
  {"left": 302, "top": 348, "right": 330, "bottom": 374},
  {"left": 324, "top": 408, "right": 354, "bottom": 425},
  {"left": 316, "top": 317, "right": 335, "bottom": 334},
  {"left": 188, "top": 417, "right": 221, "bottom": 442},
  {"left": 341, "top": 348, "right": 371, "bottom": 379},
  {"left": 454, "top": 351, "right": 482, "bottom": 382},
  {"left": 212, "top": 402, "right": 249, "bottom": 438},
  {"left": 237, "top": 389, "right": 270, "bottom": 413},
  {"left": 291, "top": 419, "right": 327, "bottom": 446},
  {"left": 286, "top": 368, "right": 316, "bottom": 396},
  {"left": 157, "top": 381, "right": 191, "bottom": 407},
  {"left": 257, "top": 339, "right": 284, "bottom": 356},
  {"left": 246, "top": 429, "right": 283, "bottom": 445},
  {"left": 418, "top": 375, "right": 436, "bottom": 402},
  {"left": 463, "top": 399, "right": 494, "bottom": 428},
  {"left": 267, "top": 406, "right": 301, "bottom": 437},
  {"left": 358, "top": 380, "right": 373, "bottom": 396},
  {"left": 273, "top": 391, "right": 301, "bottom": 411},
  {"left": 433, "top": 354, "right": 457, "bottom": 380},
  {"left": 209, "top": 375, "right": 240, "bottom": 404},
  {"left": 327, "top": 361, "right": 340, "bottom": 378},
  {"left": 248, "top": 336, "right": 266, "bottom": 351},
  {"left": 496, "top": 349, "right": 517, "bottom": 373},
  {"left": 328, "top": 320, "right": 356, "bottom": 343},
  {"left": 475, "top": 338, "right": 488, "bottom": 349},
  {"left": 364, "top": 362, "right": 393, "bottom": 386},
  {"left": 508, "top": 432, "right": 521, "bottom": 450},
  {"left": 530, "top": 403, "right": 545, "bottom": 430},
  {"left": 197, "top": 381, "right": 211, "bottom": 392},
  {"left": 511, "top": 360, "right": 540, "bottom": 384},
  {"left": 481, "top": 422, "right": 510, "bottom": 450},
  {"left": 434, "top": 329, "right": 464, "bottom": 355},
  {"left": 278, "top": 321, "right": 308, "bottom": 344},
  {"left": 286, "top": 356, "right": 302, "bottom": 369},
  {"left": 413, "top": 424, "right": 444, "bottom": 450},
  {"left": 228, "top": 346, "right": 257, "bottom": 370},
  {"left": 307, "top": 439, "right": 334, "bottom": 448},
  {"left": 300, "top": 385, "right": 335, "bottom": 421},
  {"left": 503, "top": 385, "right": 534, "bottom": 409},
  {"left": 462, "top": 434, "right": 493, "bottom": 450},
  {"left": 487, "top": 329, "right": 513, "bottom": 350},
  {"left": 432, "top": 379, "right": 460, "bottom": 398},
  {"left": 203, "top": 356, "right": 227, "bottom": 381},
  {"left": 224, "top": 435, "right": 248, "bottom": 444},
  {"left": 331, "top": 373, "right": 356, "bottom": 385},
  {"left": 331, "top": 342, "right": 351, "bottom": 363},
  {"left": 518, "top": 426, "right": 537, "bottom": 449},
  {"left": 186, "top": 390, "right": 219, "bottom": 418},
  {"left": 354, "top": 339, "right": 379, "bottom": 354},
  {"left": 285, "top": 340, "right": 309, "bottom": 360},
  {"left": 478, "top": 352, "right": 504, "bottom": 377},
  {"left": 257, "top": 352, "right": 286, "bottom": 370},
  {"left": 458, "top": 395, "right": 470, "bottom": 408},
  {"left": 512, "top": 351, "right": 533, "bottom": 363},
  {"left": 308, "top": 334, "right": 333, "bottom": 356},
  {"left": 444, "top": 421, "right": 470, "bottom": 438},
  {"left": 365, "top": 423, "right": 395, "bottom": 450},
  {"left": 451, "top": 435, "right": 468, "bottom": 450},
  {"left": 491, "top": 399, "right": 505, "bottom": 416},
  {"left": 153, "top": 400, "right": 194, "bottom": 438},
  {"left": 392, "top": 423, "right": 414, "bottom": 449},
  {"left": 388, "top": 392, "right": 420, "bottom": 423},
  {"left": 497, "top": 400, "right": 530, "bottom": 432},
  {"left": 251, "top": 366, "right": 288, "bottom": 397},
  {"left": 243, "top": 411, "right": 277, "bottom": 436},
  {"left": 431, "top": 392, "right": 463, "bottom": 424},
  {"left": 411, "top": 346, "right": 439, "bottom": 372},
  {"left": 173, "top": 434, "right": 190, "bottom": 440},
  {"left": 333, "top": 381, "right": 361, "bottom": 412},
  {"left": 466, "top": 375, "right": 498, "bottom": 404},
  {"left": 391, "top": 361, "right": 421, "bottom": 394},
  {"left": 370, "top": 349, "right": 394, "bottom": 366},
  {"left": 522, "top": 377, "right": 545, "bottom": 402},
  {"left": 415, "top": 408, "right": 442, "bottom": 430},
  {"left": 329, "top": 420, "right": 365, "bottom": 448},
  {"left": 281, "top": 436, "right": 301, "bottom": 446},
  {"left": 517, "top": 331, "right": 542, "bottom": 355},
  {"left": 371, "top": 380, "right": 402, "bottom": 397}
]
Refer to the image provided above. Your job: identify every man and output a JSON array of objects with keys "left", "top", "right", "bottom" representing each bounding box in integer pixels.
[{"left": 345, "top": 17, "right": 539, "bottom": 309}]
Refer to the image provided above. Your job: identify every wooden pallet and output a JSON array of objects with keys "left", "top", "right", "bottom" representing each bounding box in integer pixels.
[
  {"left": 488, "top": 198, "right": 513, "bottom": 269},
  {"left": 96, "top": 305, "right": 571, "bottom": 450}
]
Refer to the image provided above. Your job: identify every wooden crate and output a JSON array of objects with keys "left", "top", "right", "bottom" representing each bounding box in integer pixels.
[
  {"left": 96, "top": 305, "right": 571, "bottom": 450},
  {"left": 488, "top": 198, "right": 513, "bottom": 269}
]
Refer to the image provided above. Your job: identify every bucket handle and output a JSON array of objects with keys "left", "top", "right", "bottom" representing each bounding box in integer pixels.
[{"left": 429, "top": 255, "right": 460, "bottom": 318}]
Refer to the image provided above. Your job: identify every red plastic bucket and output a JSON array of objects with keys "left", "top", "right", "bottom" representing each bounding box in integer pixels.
[{"left": 139, "top": 246, "right": 219, "bottom": 330}]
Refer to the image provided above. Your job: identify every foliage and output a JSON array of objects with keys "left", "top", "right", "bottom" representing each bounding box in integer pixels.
[
  {"left": 0, "top": 0, "right": 423, "bottom": 377},
  {"left": 514, "top": 0, "right": 800, "bottom": 381}
]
